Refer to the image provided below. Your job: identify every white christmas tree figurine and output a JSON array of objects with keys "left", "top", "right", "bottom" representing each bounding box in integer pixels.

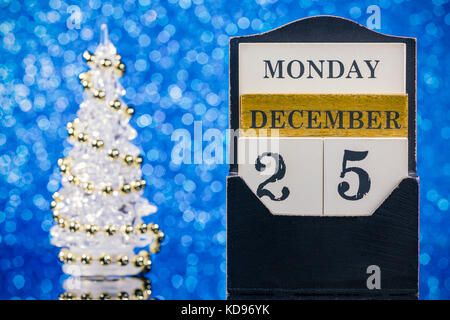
[{"left": 50, "top": 25, "right": 164, "bottom": 277}]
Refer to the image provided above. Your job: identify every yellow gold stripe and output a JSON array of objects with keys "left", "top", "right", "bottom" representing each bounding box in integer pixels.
[{"left": 240, "top": 94, "right": 408, "bottom": 137}]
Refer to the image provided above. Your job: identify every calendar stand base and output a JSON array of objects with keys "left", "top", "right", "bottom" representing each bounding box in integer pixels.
[{"left": 226, "top": 175, "right": 419, "bottom": 300}]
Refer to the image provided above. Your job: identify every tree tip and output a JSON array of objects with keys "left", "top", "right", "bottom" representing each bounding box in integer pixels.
[{"left": 100, "top": 24, "right": 109, "bottom": 46}]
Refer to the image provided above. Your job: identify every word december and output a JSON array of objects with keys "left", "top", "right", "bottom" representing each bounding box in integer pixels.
[{"left": 250, "top": 109, "right": 401, "bottom": 129}]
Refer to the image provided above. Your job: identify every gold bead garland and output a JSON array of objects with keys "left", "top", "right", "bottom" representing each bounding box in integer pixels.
[
  {"left": 106, "top": 98, "right": 135, "bottom": 117},
  {"left": 81, "top": 254, "right": 93, "bottom": 265},
  {"left": 57, "top": 157, "right": 146, "bottom": 195},
  {"left": 66, "top": 120, "right": 143, "bottom": 167},
  {"left": 78, "top": 64, "right": 134, "bottom": 115},
  {"left": 59, "top": 289, "right": 149, "bottom": 300},
  {"left": 58, "top": 278, "right": 151, "bottom": 300},
  {"left": 51, "top": 195, "right": 164, "bottom": 253},
  {"left": 58, "top": 249, "right": 152, "bottom": 272},
  {"left": 82, "top": 50, "right": 125, "bottom": 76},
  {"left": 92, "top": 89, "right": 106, "bottom": 100}
]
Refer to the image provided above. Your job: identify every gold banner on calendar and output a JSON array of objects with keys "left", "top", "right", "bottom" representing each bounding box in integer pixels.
[{"left": 240, "top": 94, "right": 408, "bottom": 137}]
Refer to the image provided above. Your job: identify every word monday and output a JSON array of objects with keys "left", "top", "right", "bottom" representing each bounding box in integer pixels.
[{"left": 263, "top": 59, "right": 380, "bottom": 79}]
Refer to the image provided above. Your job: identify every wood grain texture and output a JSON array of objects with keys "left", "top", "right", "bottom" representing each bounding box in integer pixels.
[{"left": 240, "top": 94, "right": 408, "bottom": 137}]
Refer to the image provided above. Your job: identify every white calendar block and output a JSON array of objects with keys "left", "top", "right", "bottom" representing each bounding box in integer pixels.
[
  {"left": 323, "top": 138, "right": 408, "bottom": 216},
  {"left": 238, "top": 137, "right": 323, "bottom": 215}
]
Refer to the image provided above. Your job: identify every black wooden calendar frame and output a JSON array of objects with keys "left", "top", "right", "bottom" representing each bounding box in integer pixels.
[{"left": 227, "top": 16, "right": 418, "bottom": 299}]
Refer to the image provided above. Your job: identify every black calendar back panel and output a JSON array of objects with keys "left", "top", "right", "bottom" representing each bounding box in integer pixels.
[{"left": 227, "top": 175, "right": 418, "bottom": 299}]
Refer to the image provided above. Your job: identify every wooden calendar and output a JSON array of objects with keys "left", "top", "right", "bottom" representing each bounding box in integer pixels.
[{"left": 227, "top": 16, "right": 418, "bottom": 299}]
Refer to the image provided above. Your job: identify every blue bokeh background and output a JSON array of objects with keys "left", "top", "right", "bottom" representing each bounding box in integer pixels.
[{"left": 0, "top": 0, "right": 448, "bottom": 300}]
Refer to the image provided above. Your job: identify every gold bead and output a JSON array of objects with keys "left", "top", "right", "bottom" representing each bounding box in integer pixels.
[
  {"left": 149, "top": 223, "right": 159, "bottom": 233},
  {"left": 65, "top": 252, "right": 76, "bottom": 264},
  {"left": 114, "top": 54, "right": 122, "bottom": 61},
  {"left": 136, "top": 223, "right": 147, "bottom": 234},
  {"left": 134, "top": 155, "right": 143, "bottom": 167},
  {"left": 53, "top": 212, "right": 60, "bottom": 222},
  {"left": 67, "top": 174, "right": 75, "bottom": 184},
  {"left": 81, "top": 80, "right": 92, "bottom": 90},
  {"left": 133, "top": 289, "right": 145, "bottom": 300},
  {"left": 100, "top": 58, "right": 112, "bottom": 68},
  {"left": 117, "top": 291, "right": 129, "bottom": 300},
  {"left": 68, "top": 175, "right": 79, "bottom": 185},
  {"left": 82, "top": 182, "right": 94, "bottom": 195},
  {"left": 77, "top": 132, "right": 88, "bottom": 143},
  {"left": 93, "top": 89, "right": 106, "bottom": 100},
  {"left": 104, "top": 225, "right": 117, "bottom": 236},
  {"left": 58, "top": 250, "right": 68, "bottom": 262},
  {"left": 107, "top": 148, "right": 120, "bottom": 160},
  {"left": 131, "top": 179, "right": 146, "bottom": 191},
  {"left": 69, "top": 221, "right": 80, "bottom": 232},
  {"left": 99, "top": 254, "right": 112, "bottom": 265},
  {"left": 58, "top": 158, "right": 67, "bottom": 166},
  {"left": 67, "top": 293, "right": 77, "bottom": 300},
  {"left": 53, "top": 192, "right": 61, "bottom": 201},
  {"left": 133, "top": 255, "right": 145, "bottom": 267},
  {"left": 91, "top": 139, "right": 104, "bottom": 149},
  {"left": 150, "top": 242, "right": 160, "bottom": 254},
  {"left": 142, "top": 259, "right": 152, "bottom": 273},
  {"left": 67, "top": 127, "right": 75, "bottom": 137},
  {"left": 120, "top": 183, "right": 131, "bottom": 194},
  {"left": 99, "top": 293, "right": 112, "bottom": 300},
  {"left": 58, "top": 293, "right": 67, "bottom": 300},
  {"left": 78, "top": 72, "right": 88, "bottom": 81},
  {"left": 83, "top": 50, "right": 95, "bottom": 63},
  {"left": 116, "top": 62, "right": 126, "bottom": 75},
  {"left": 143, "top": 279, "right": 152, "bottom": 290},
  {"left": 108, "top": 99, "right": 122, "bottom": 111},
  {"left": 85, "top": 224, "right": 98, "bottom": 236},
  {"left": 124, "top": 106, "right": 135, "bottom": 117},
  {"left": 81, "top": 254, "right": 93, "bottom": 265},
  {"left": 123, "top": 154, "right": 134, "bottom": 166},
  {"left": 67, "top": 175, "right": 76, "bottom": 184},
  {"left": 141, "top": 250, "right": 149, "bottom": 257},
  {"left": 131, "top": 180, "right": 141, "bottom": 191},
  {"left": 59, "top": 292, "right": 76, "bottom": 300},
  {"left": 123, "top": 224, "right": 134, "bottom": 235},
  {"left": 57, "top": 218, "right": 68, "bottom": 228},
  {"left": 102, "top": 185, "right": 113, "bottom": 195},
  {"left": 157, "top": 231, "right": 165, "bottom": 242},
  {"left": 117, "top": 255, "right": 129, "bottom": 266},
  {"left": 51, "top": 200, "right": 57, "bottom": 209},
  {"left": 80, "top": 293, "right": 93, "bottom": 300},
  {"left": 59, "top": 164, "right": 68, "bottom": 174}
]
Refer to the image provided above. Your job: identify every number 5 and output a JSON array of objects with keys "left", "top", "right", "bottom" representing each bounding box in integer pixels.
[{"left": 338, "top": 150, "right": 371, "bottom": 201}]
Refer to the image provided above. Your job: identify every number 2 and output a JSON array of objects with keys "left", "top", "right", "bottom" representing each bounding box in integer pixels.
[
  {"left": 255, "top": 152, "right": 290, "bottom": 201},
  {"left": 338, "top": 150, "right": 371, "bottom": 201}
]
